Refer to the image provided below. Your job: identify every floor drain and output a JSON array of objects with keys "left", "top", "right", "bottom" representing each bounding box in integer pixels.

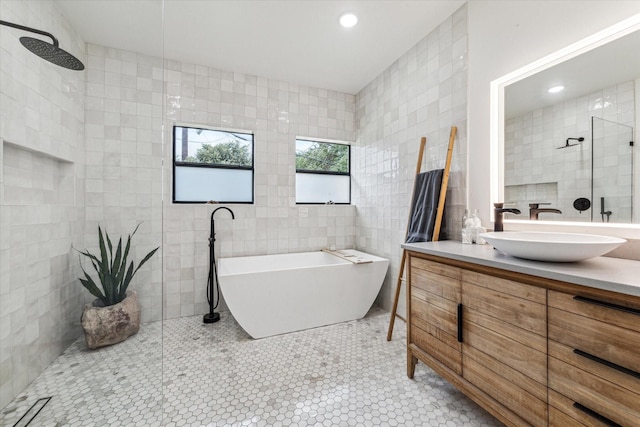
[{"left": 13, "top": 397, "right": 51, "bottom": 427}]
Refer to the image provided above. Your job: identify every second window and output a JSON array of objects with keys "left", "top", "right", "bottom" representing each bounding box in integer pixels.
[{"left": 295, "top": 139, "right": 350, "bottom": 204}]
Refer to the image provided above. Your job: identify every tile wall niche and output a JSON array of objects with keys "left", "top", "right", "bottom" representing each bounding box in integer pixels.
[
  {"left": 84, "top": 43, "right": 164, "bottom": 322},
  {"left": 162, "top": 59, "right": 357, "bottom": 319},
  {"left": 505, "top": 80, "right": 635, "bottom": 223},
  {"left": 353, "top": 5, "right": 469, "bottom": 315},
  {"left": 0, "top": 0, "right": 86, "bottom": 409}
]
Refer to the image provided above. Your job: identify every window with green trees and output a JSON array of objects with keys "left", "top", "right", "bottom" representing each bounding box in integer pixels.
[
  {"left": 173, "top": 126, "right": 254, "bottom": 203},
  {"left": 295, "top": 139, "right": 350, "bottom": 204}
]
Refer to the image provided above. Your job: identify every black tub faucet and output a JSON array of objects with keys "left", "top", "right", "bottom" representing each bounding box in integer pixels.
[
  {"left": 494, "top": 203, "right": 521, "bottom": 232},
  {"left": 529, "top": 203, "right": 562, "bottom": 220}
]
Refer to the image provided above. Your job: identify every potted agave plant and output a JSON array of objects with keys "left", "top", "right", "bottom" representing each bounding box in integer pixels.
[{"left": 77, "top": 224, "right": 159, "bottom": 349}]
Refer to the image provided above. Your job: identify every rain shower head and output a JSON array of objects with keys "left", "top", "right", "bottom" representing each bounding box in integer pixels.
[
  {"left": 19, "top": 37, "right": 85, "bottom": 70},
  {"left": 557, "top": 137, "right": 584, "bottom": 149},
  {"left": 0, "top": 20, "right": 85, "bottom": 71}
]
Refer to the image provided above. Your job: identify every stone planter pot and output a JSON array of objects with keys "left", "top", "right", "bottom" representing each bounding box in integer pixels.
[{"left": 81, "top": 291, "right": 141, "bottom": 349}]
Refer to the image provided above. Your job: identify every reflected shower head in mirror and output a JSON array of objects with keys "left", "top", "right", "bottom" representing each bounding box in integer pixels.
[
  {"left": 557, "top": 136, "right": 584, "bottom": 149},
  {"left": 0, "top": 20, "right": 85, "bottom": 71}
]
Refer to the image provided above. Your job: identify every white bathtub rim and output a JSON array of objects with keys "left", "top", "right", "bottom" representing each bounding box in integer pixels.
[{"left": 218, "top": 249, "right": 387, "bottom": 277}]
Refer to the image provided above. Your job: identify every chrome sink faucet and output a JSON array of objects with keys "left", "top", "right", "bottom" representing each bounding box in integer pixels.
[
  {"left": 493, "top": 203, "right": 521, "bottom": 232},
  {"left": 529, "top": 203, "right": 562, "bottom": 220}
]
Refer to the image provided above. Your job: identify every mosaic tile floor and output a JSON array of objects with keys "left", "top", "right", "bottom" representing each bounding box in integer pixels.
[{"left": 1, "top": 308, "right": 503, "bottom": 426}]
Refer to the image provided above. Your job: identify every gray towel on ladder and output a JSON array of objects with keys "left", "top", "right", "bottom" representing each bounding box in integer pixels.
[{"left": 405, "top": 169, "right": 446, "bottom": 243}]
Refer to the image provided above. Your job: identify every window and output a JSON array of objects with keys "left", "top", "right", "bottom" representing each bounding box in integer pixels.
[
  {"left": 295, "top": 139, "right": 350, "bottom": 204},
  {"left": 173, "top": 126, "right": 254, "bottom": 203}
]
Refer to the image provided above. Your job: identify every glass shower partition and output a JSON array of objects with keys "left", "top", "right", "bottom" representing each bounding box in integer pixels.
[
  {"left": 591, "top": 117, "right": 634, "bottom": 223},
  {"left": 0, "top": 1, "right": 165, "bottom": 425}
]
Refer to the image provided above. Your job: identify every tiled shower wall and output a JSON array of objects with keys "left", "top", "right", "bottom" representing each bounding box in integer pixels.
[
  {"left": 505, "top": 81, "right": 635, "bottom": 222},
  {"left": 353, "top": 5, "right": 468, "bottom": 314},
  {"left": 0, "top": 0, "right": 86, "bottom": 409},
  {"left": 162, "top": 60, "right": 357, "bottom": 319}
]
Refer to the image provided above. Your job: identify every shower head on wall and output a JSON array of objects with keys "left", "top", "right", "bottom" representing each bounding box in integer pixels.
[
  {"left": 557, "top": 137, "right": 584, "bottom": 149},
  {"left": 0, "top": 20, "right": 85, "bottom": 71}
]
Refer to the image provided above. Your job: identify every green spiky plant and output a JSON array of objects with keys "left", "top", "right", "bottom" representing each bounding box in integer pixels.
[{"left": 77, "top": 224, "right": 159, "bottom": 307}]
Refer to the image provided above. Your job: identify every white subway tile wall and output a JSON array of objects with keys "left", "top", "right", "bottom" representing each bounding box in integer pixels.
[
  {"left": 505, "top": 81, "right": 635, "bottom": 223},
  {"left": 353, "top": 5, "right": 468, "bottom": 314},
  {"left": 0, "top": 0, "right": 86, "bottom": 409}
]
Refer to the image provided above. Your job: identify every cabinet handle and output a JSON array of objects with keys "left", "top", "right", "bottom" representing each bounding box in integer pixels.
[
  {"left": 573, "top": 349, "right": 640, "bottom": 380},
  {"left": 573, "top": 402, "right": 622, "bottom": 427},
  {"left": 457, "top": 303, "right": 463, "bottom": 343},
  {"left": 573, "top": 295, "right": 640, "bottom": 316}
]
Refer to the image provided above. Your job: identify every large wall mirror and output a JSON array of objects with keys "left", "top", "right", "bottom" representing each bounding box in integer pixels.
[{"left": 491, "top": 14, "right": 640, "bottom": 226}]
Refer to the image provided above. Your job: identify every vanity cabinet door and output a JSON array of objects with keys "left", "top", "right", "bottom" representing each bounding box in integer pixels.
[
  {"left": 460, "top": 270, "right": 548, "bottom": 427},
  {"left": 548, "top": 290, "right": 640, "bottom": 427},
  {"left": 408, "top": 257, "right": 462, "bottom": 375}
]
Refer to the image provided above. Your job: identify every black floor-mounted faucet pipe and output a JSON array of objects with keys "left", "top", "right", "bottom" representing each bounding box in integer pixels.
[{"left": 204, "top": 206, "right": 235, "bottom": 324}]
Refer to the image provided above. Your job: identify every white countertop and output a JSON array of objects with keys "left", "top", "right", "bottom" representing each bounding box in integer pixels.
[{"left": 402, "top": 241, "right": 640, "bottom": 297}]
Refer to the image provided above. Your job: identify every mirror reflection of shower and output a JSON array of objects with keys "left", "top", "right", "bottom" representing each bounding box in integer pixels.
[
  {"left": 600, "top": 197, "right": 612, "bottom": 222},
  {"left": 557, "top": 137, "right": 584, "bottom": 149},
  {"left": 591, "top": 117, "right": 634, "bottom": 223}
]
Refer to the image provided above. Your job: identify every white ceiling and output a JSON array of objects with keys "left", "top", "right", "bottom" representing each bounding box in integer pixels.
[{"left": 55, "top": 0, "right": 465, "bottom": 94}]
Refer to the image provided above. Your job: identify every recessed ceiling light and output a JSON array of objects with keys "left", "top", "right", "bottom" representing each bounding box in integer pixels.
[
  {"left": 339, "top": 13, "right": 358, "bottom": 28},
  {"left": 548, "top": 85, "right": 565, "bottom": 94}
]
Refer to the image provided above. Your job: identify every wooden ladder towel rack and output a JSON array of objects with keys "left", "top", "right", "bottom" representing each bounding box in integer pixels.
[{"left": 386, "top": 126, "right": 457, "bottom": 341}]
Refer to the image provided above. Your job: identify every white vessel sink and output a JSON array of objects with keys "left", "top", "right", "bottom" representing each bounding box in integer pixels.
[{"left": 479, "top": 231, "right": 626, "bottom": 262}]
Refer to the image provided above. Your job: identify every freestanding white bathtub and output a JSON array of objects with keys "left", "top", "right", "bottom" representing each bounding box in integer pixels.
[{"left": 218, "top": 250, "right": 389, "bottom": 339}]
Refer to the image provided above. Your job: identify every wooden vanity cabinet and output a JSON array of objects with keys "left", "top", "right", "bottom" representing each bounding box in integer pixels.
[
  {"left": 406, "top": 250, "right": 640, "bottom": 427},
  {"left": 548, "top": 289, "right": 640, "bottom": 426},
  {"left": 408, "top": 257, "right": 462, "bottom": 375},
  {"left": 460, "top": 270, "right": 547, "bottom": 427},
  {"left": 407, "top": 253, "right": 547, "bottom": 427}
]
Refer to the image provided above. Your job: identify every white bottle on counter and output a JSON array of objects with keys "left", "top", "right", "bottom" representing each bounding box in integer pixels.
[
  {"left": 461, "top": 209, "right": 473, "bottom": 244},
  {"left": 470, "top": 209, "right": 487, "bottom": 244}
]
